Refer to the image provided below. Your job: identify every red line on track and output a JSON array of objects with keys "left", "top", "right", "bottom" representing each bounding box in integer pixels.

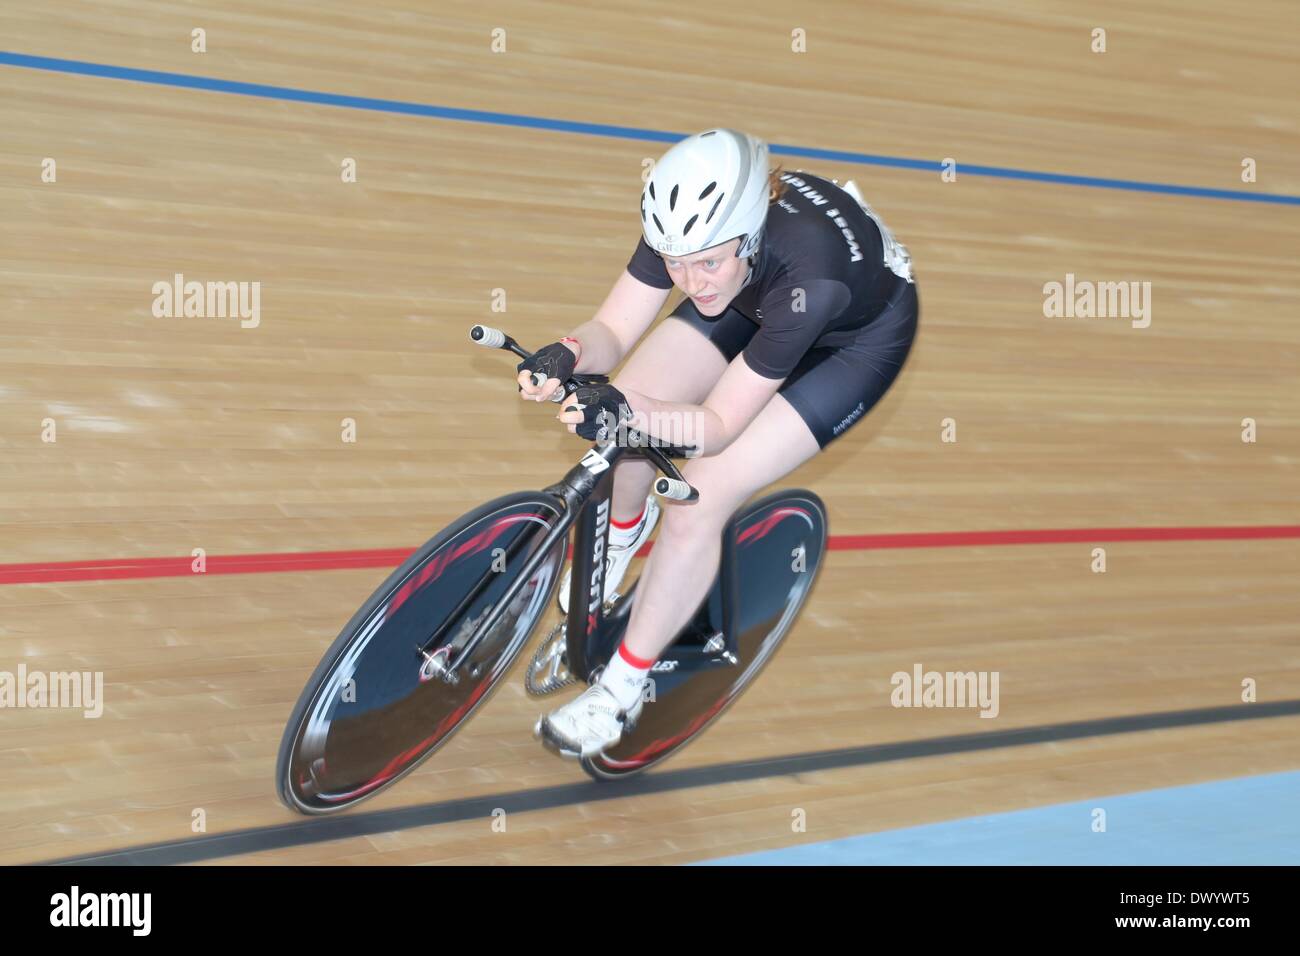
[
  {"left": 829, "top": 525, "right": 1300, "bottom": 550},
  {"left": 1, "top": 524, "right": 1295, "bottom": 586}
]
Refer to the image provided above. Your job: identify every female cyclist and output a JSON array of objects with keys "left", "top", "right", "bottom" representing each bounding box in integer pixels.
[{"left": 516, "top": 128, "right": 918, "bottom": 759}]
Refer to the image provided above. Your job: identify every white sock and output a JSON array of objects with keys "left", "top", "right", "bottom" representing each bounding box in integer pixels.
[
  {"left": 599, "top": 643, "right": 652, "bottom": 710},
  {"left": 607, "top": 502, "right": 647, "bottom": 548}
]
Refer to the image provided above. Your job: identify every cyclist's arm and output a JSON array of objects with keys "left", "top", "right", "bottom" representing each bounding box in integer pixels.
[
  {"left": 621, "top": 278, "right": 849, "bottom": 455},
  {"left": 566, "top": 270, "right": 670, "bottom": 374},
  {"left": 622, "top": 358, "right": 783, "bottom": 457}
]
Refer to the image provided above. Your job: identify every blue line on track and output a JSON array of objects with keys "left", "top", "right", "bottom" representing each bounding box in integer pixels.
[{"left": 3, "top": 51, "right": 1296, "bottom": 206}]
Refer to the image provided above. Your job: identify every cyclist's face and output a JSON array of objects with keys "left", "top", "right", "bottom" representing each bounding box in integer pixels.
[{"left": 661, "top": 238, "right": 749, "bottom": 316}]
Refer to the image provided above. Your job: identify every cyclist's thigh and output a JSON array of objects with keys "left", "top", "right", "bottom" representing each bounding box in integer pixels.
[
  {"left": 613, "top": 299, "right": 756, "bottom": 405},
  {"left": 676, "top": 392, "right": 821, "bottom": 526}
]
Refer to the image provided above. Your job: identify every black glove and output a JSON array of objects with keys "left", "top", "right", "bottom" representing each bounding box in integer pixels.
[
  {"left": 516, "top": 342, "right": 578, "bottom": 390},
  {"left": 565, "top": 384, "right": 634, "bottom": 442}
]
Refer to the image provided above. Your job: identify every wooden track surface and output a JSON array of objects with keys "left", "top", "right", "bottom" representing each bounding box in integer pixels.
[{"left": 0, "top": 1, "right": 1296, "bottom": 865}]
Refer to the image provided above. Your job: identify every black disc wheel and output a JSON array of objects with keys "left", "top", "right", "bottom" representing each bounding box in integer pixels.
[{"left": 582, "top": 490, "right": 827, "bottom": 781}]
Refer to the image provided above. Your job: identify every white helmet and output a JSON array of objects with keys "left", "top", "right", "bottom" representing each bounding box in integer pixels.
[{"left": 641, "top": 129, "right": 770, "bottom": 258}]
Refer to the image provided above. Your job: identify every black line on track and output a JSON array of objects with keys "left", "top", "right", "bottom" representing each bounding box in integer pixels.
[{"left": 35, "top": 698, "right": 1300, "bottom": 866}]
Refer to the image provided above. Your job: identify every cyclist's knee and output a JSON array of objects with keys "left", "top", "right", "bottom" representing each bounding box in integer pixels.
[
  {"left": 658, "top": 504, "right": 728, "bottom": 548},
  {"left": 660, "top": 470, "right": 745, "bottom": 537}
]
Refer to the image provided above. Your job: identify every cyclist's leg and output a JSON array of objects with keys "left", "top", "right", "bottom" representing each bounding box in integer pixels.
[
  {"left": 606, "top": 300, "right": 754, "bottom": 523},
  {"left": 619, "top": 391, "right": 821, "bottom": 662},
  {"left": 622, "top": 278, "right": 918, "bottom": 663}
]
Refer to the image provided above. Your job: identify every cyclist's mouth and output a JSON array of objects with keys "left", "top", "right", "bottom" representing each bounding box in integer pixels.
[{"left": 695, "top": 294, "right": 718, "bottom": 305}]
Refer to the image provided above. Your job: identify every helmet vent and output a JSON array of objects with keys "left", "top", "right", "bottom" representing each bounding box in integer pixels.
[
  {"left": 651, "top": 213, "right": 664, "bottom": 235},
  {"left": 669, "top": 184, "right": 678, "bottom": 211},
  {"left": 698, "top": 182, "right": 717, "bottom": 200},
  {"left": 705, "top": 193, "right": 724, "bottom": 224},
  {"left": 648, "top": 182, "right": 656, "bottom": 201},
  {"left": 683, "top": 214, "right": 698, "bottom": 235}
]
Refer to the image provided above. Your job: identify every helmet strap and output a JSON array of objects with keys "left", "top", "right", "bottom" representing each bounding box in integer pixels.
[{"left": 740, "top": 258, "right": 757, "bottom": 291}]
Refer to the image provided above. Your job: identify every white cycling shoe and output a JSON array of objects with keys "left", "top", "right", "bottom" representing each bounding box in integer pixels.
[
  {"left": 534, "top": 681, "right": 646, "bottom": 758},
  {"left": 557, "top": 494, "right": 661, "bottom": 614}
]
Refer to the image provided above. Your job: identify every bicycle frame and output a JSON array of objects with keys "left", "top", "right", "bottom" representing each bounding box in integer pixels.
[
  {"left": 552, "top": 438, "right": 741, "bottom": 682},
  {"left": 419, "top": 429, "right": 700, "bottom": 684},
  {"left": 559, "top": 447, "right": 754, "bottom": 681}
]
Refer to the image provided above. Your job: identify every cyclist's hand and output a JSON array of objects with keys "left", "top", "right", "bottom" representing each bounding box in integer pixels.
[
  {"left": 517, "top": 368, "right": 562, "bottom": 402},
  {"left": 516, "top": 342, "right": 578, "bottom": 402},
  {"left": 559, "top": 384, "right": 634, "bottom": 440}
]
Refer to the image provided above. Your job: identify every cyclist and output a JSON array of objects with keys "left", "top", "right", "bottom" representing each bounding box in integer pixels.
[{"left": 517, "top": 128, "right": 918, "bottom": 758}]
